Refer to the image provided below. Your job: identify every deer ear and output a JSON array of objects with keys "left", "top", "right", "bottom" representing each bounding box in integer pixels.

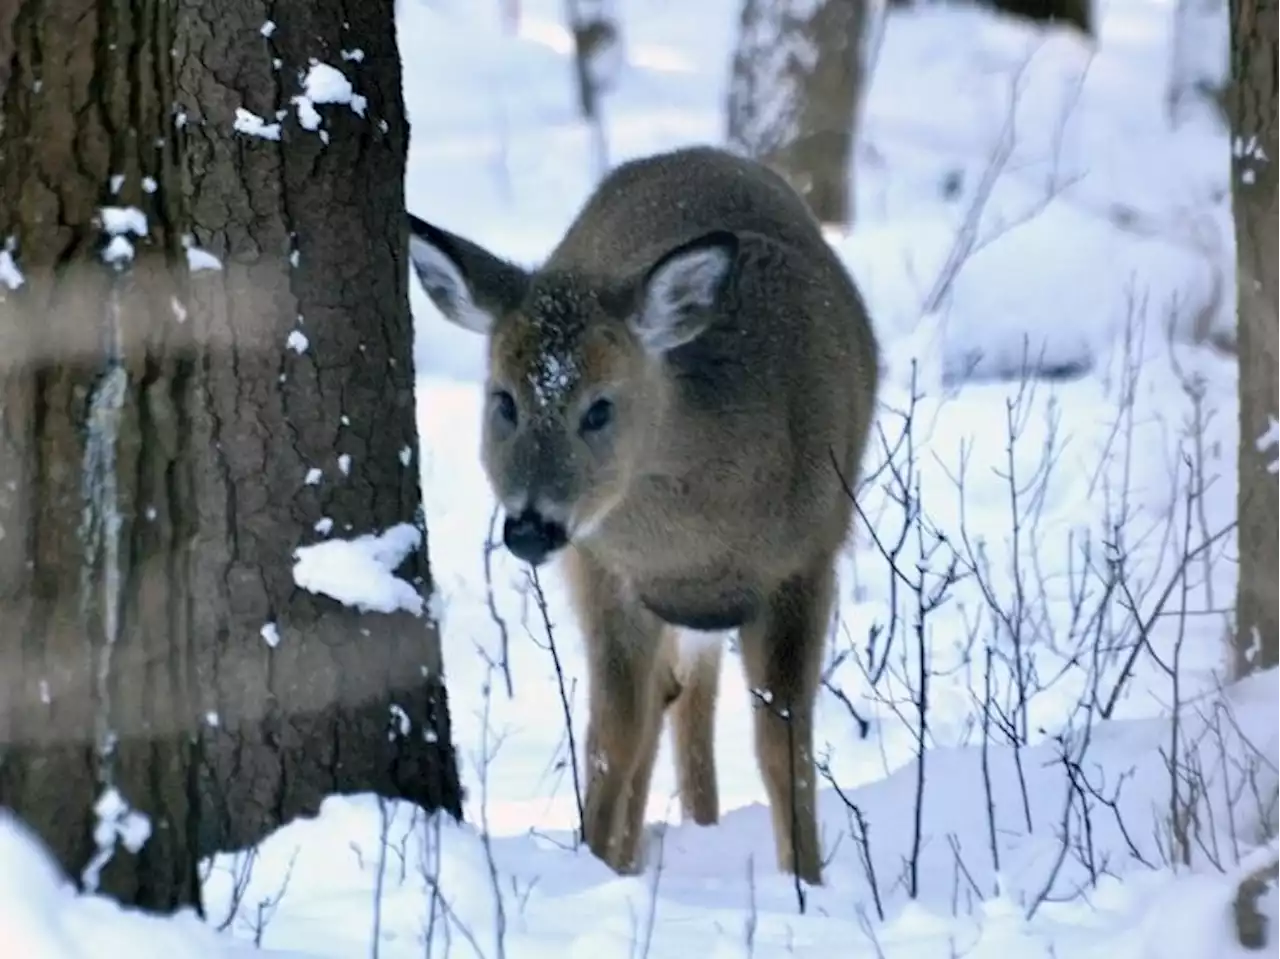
[
  {"left": 407, "top": 214, "right": 529, "bottom": 334},
  {"left": 628, "top": 230, "right": 737, "bottom": 356}
]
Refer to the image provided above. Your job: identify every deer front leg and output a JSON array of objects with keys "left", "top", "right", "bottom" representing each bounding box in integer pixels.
[
  {"left": 612, "top": 630, "right": 688, "bottom": 872},
  {"left": 737, "top": 557, "right": 834, "bottom": 885},
  {"left": 566, "top": 546, "right": 667, "bottom": 874}
]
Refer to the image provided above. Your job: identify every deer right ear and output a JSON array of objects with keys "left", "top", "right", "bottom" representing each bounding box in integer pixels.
[
  {"left": 628, "top": 230, "right": 738, "bottom": 356},
  {"left": 407, "top": 214, "right": 529, "bottom": 335}
]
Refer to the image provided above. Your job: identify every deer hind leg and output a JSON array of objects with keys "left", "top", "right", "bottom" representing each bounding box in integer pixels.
[
  {"left": 668, "top": 632, "right": 723, "bottom": 826},
  {"left": 736, "top": 556, "right": 835, "bottom": 886},
  {"left": 565, "top": 545, "right": 668, "bottom": 875}
]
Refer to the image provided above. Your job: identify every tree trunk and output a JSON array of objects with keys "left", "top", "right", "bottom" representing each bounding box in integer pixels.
[
  {"left": 0, "top": 0, "right": 462, "bottom": 914},
  {"left": 1228, "top": 0, "right": 1279, "bottom": 679},
  {"left": 987, "top": 0, "right": 1092, "bottom": 36},
  {"left": 883, "top": 0, "right": 1091, "bottom": 36},
  {"left": 725, "top": 0, "right": 866, "bottom": 226},
  {"left": 566, "top": 0, "right": 621, "bottom": 122}
]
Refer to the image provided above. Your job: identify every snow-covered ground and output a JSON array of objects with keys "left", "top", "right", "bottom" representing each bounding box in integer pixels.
[{"left": 4, "top": 0, "right": 1276, "bottom": 956}]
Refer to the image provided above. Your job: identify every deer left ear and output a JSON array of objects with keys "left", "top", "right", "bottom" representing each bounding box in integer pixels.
[
  {"left": 406, "top": 213, "right": 529, "bottom": 335},
  {"left": 626, "top": 230, "right": 738, "bottom": 356}
]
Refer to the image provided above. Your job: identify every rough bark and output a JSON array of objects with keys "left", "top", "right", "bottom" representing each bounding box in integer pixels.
[
  {"left": 1228, "top": 0, "right": 1279, "bottom": 680},
  {"left": 0, "top": 0, "right": 462, "bottom": 914},
  {"left": 726, "top": 0, "right": 865, "bottom": 226}
]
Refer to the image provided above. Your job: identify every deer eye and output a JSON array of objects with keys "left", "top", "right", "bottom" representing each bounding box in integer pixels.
[
  {"left": 579, "top": 397, "right": 614, "bottom": 435},
  {"left": 491, "top": 389, "right": 518, "bottom": 427}
]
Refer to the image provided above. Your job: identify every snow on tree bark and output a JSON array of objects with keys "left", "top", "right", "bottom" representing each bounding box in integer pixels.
[
  {"left": 1227, "top": 0, "right": 1278, "bottom": 679},
  {"left": 725, "top": 0, "right": 865, "bottom": 225},
  {"left": 0, "top": 0, "right": 462, "bottom": 912}
]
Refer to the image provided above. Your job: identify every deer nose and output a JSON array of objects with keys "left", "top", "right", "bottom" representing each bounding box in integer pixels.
[{"left": 502, "top": 509, "right": 568, "bottom": 566}]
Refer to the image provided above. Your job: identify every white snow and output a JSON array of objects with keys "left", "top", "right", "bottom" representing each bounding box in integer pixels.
[
  {"left": 0, "top": 812, "right": 293, "bottom": 959},
  {"left": 81, "top": 788, "right": 152, "bottom": 893},
  {"left": 99, "top": 206, "right": 148, "bottom": 237},
  {"left": 725, "top": 0, "right": 824, "bottom": 161},
  {"left": 100, "top": 235, "right": 134, "bottom": 265},
  {"left": 182, "top": 235, "right": 224, "bottom": 272},
  {"left": 292, "top": 61, "right": 368, "bottom": 136},
  {"left": 233, "top": 107, "right": 282, "bottom": 141},
  {"left": 97, "top": 208, "right": 140, "bottom": 263},
  {"left": 260, "top": 622, "right": 281, "bottom": 649},
  {"left": 1258, "top": 416, "right": 1280, "bottom": 474},
  {"left": 388, "top": 703, "right": 412, "bottom": 740},
  {"left": 2, "top": 0, "right": 1274, "bottom": 957},
  {"left": 185, "top": 248, "right": 223, "bottom": 272},
  {"left": 293, "top": 97, "right": 322, "bottom": 133},
  {"left": 291, "top": 523, "right": 424, "bottom": 616},
  {"left": 285, "top": 329, "right": 309, "bottom": 354},
  {"left": 0, "top": 236, "right": 24, "bottom": 290}
]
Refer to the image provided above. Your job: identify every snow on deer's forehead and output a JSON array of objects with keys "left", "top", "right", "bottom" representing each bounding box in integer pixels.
[{"left": 517, "top": 285, "right": 591, "bottom": 408}]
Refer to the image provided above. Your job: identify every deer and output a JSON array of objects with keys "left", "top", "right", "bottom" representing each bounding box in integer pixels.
[{"left": 406, "top": 145, "right": 880, "bottom": 885}]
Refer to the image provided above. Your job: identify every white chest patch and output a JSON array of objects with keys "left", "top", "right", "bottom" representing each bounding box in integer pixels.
[{"left": 674, "top": 628, "right": 728, "bottom": 674}]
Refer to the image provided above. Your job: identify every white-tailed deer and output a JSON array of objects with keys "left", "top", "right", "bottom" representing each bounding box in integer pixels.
[{"left": 408, "top": 145, "right": 879, "bottom": 885}]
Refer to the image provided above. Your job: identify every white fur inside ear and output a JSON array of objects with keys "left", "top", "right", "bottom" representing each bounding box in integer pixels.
[
  {"left": 633, "top": 245, "right": 731, "bottom": 355},
  {"left": 408, "top": 233, "right": 494, "bottom": 335}
]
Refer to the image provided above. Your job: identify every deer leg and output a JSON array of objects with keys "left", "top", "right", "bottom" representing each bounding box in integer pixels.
[
  {"left": 565, "top": 545, "right": 667, "bottom": 874},
  {"left": 736, "top": 557, "right": 834, "bottom": 885},
  {"left": 611, "top": 631, "right": 684, "bottom": 871},
  {"left": 668, "top": 633, "right": 723, "bottom": 826}
]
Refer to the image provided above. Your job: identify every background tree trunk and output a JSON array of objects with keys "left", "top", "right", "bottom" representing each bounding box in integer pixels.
[
  {"left": 1227, "top": 0, "right": 1279, "bottom": 679},
  {"left": 986, "top": 0, "right": 1091, "bottom": 35},
  {"left": 0, "top": 0, "right": 462, "bottom": 913},
  {"left": 566, "top": 0, "right": 622, "bottom": 177},
  {"left": 566, "top": 0, "right": 621, "bottom": 122},
  {"left": 884, "top": 0, "right": 1092, "bottom": 36},
  {"left": 726, "top": 0, "right": 866, "bottom": 226}
]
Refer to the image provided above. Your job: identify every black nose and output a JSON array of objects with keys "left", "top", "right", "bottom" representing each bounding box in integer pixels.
[{"left": 502, "top": 510, "right": 568, "bottom": 566}]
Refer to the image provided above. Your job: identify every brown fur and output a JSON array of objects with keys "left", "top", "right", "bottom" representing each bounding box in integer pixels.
[
  {"left": 1233, "top": 852, "right": 1279, "bottom": 950},
  {"left": 408, "top": 145, "right": 880, "bottom": 884}
]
